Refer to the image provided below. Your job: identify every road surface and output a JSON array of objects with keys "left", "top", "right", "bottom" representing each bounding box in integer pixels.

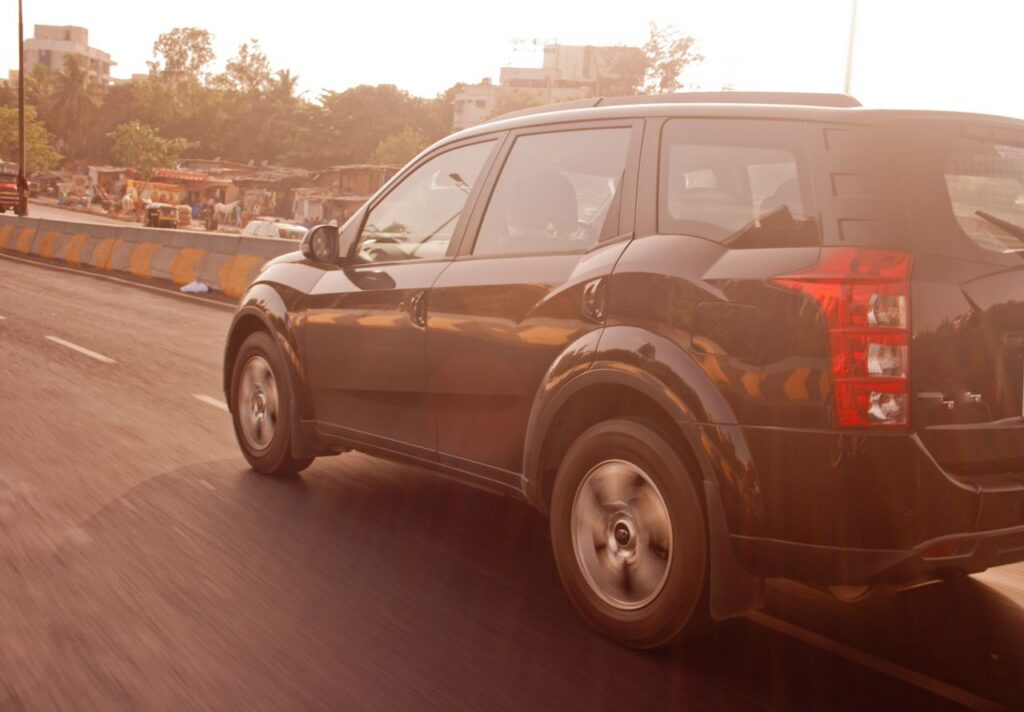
[
  {"left": 27, "top": 202, "right": 139, "bottom": 228},
  {"left": 0, "top": 252, "right": 1021, "bottom": 710}
]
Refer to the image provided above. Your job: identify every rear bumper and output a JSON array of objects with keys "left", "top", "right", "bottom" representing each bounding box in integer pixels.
[
  {"left": 731, "top": 524, "right": 1024, "bottom": 585},
  {"left": 702, "top": 423, "right": 1024, "bottom": 585}
]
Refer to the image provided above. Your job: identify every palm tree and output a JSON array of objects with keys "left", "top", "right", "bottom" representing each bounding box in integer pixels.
[
  {"left": 47, "top": 55, "right": 101, "bottom": 159},
  {"left": 254, "top": 70, "right": 302, "bottom": 163},
  {"left": 272, "top": 70, "right": 300, "bottom": 103}
]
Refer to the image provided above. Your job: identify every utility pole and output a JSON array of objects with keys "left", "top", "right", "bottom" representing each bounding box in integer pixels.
[
  {"left": 844, "top": 0, "right": 859, "bottom": 96},
  {"left": 16, "top": 0, "right": 28, "bottom": 216}
]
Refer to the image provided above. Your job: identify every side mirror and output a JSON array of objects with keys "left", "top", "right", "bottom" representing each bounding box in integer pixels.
[{"left": 301, "top": 224, "right": 339, "bottom": 263}]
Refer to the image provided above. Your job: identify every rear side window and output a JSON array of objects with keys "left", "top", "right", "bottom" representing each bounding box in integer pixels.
[
  {"left": 659, "top": 119, "right": 818, "bottom": 248},
  {"left": 944, "top": 138, "right": 1024, "bottom": 254}
]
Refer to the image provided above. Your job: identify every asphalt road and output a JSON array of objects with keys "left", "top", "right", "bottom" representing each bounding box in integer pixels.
[{"left": 0, "top": 252, "right": 1022, "bottom": 711}]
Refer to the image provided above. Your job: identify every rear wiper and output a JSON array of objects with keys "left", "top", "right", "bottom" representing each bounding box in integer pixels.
[{"left": 976, "top": 209, "right": 1024, "bottom": 246}]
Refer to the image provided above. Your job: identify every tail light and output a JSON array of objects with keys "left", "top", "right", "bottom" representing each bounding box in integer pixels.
[{"left": 772, "top": 248, "right": 913, "bottom": 428}]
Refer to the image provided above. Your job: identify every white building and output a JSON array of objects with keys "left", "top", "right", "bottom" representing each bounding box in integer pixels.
[
  {"left": 452, "top": 79, "right": 498, "bottom": 131},
  {"left": 451, "top": 44, "right": 645, "bottom": 130},
  {"left": 24, "top": 25, "right": 115, "bottom": 83}
]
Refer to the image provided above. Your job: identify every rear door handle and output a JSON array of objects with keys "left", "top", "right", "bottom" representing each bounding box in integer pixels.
[{"left": 408, "top": 290, "right": 428, "bottom": 328}]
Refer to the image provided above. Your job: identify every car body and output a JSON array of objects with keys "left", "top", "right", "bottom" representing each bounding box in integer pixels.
[
  {"left": 242, "top": 219, "right": 309, "bottom": 240},
  {"left": 223, "top": 92, "right": 1024, "bottom": 647},
  {"left": 142, "top": 202, "right": 179, "bottom": 228}
]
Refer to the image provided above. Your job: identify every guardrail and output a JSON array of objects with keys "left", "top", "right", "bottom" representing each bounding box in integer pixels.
[{"left": 0, "top": 215, "right": 296, "bottom": 297}]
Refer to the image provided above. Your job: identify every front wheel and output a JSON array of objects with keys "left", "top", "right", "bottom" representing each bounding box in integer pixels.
[
  {"left": 550, "top": 418, "right": 709, "bottom": 648},
  {"left": 230, "top": 331, "right": 314, "bottom": 476}
]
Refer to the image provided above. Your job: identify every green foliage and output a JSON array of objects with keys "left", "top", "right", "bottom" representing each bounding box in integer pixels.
[
  {"left": 317, "top": 84, "right": 448, "bottom": 167},
  {"left": 487, "top": 90, "right": 549, "bottom": 120},
  {"left": 149, "top": 28, "right": 215, "bottom": 81},
  {"left": 642, "top": 23, "right": 704, "bottom": 94},
  {"left": 215, "top": 40, "right": 272, "bottom": 94},
  {"left": 0, "top": 106, "right": 62, "bottom": 171},
  {"left": 370, "top": 127, "right": 429, "bottom": 165},
  {"left": 45, "top": 56, "right": 102, "bottom": 158},
  {"left": 15, "top": 23, "right": 706, "bottom": 173},
  {"left": 107, "top": 121, "right": 193, "bottom": 179}
]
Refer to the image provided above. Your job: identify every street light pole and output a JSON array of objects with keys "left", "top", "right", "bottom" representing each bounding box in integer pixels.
[
  {"left": 844, "top": 0, "right": 859, "bottom": 96},
  {"left": 16, "top": 0, "right": 28, "bottom": 216}
]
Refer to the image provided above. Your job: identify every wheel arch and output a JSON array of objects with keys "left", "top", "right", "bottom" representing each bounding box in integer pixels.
[
  {"left": 522, "top": 327, "right": 765, "bottom": 619},
  {"left": 224, "top": 284, "right": 325, "bottom": 458}
]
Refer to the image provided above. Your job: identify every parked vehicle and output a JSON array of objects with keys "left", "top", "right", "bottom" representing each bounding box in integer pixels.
[
  {"left": 223, "top": 92, "right": 1024, "bottom": 648},
  {"left": 142, "top": 202, "right": 179, "bottom": 228},
  {"left": 0, "top": 164, "right": 18, "bottom": 213},
  {"left": 242, "top": 219, "right": 309, "bottom": 240}
]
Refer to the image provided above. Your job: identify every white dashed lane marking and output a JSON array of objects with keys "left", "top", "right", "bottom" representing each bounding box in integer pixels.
[
  {"left": 192, "top": 394, "right": 229, "bottom": 412},
  {"left": 45, "top": 336, "right": 116, "bottom": 364}
]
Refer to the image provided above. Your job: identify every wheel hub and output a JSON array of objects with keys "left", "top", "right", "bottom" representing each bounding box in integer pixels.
[
  {"left": 570, "top": 459, "right": 673, "bottom": 611},
  {"left": 237, "top": 355, "right": 279, "bottom": 453}
]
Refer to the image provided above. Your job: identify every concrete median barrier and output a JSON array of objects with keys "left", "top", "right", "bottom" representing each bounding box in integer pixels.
[{"left": 0, "top": 215, "right": 298, "bottom": 297}]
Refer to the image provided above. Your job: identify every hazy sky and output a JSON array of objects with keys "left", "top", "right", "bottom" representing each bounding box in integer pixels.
[{"left": 0, "top": 0, "right": 1019, "bottom": 119}]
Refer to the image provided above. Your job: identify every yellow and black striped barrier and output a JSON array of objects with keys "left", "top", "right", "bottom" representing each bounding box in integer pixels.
[{"left": 0, "top": 215, "right": 294, "bottom": 298}]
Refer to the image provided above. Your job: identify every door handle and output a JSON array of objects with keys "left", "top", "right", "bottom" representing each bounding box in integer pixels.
[
  {"left": 408, "top": 290, "right": 428, "bottom": 328},
  {"left": 582, "top": 278, "right": 607, "bottom": 323}
]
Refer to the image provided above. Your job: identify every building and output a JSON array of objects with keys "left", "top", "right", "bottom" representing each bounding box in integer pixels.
[
  {"left": 452, "top": 79, "right": 498, "bottom": 131},
  {"left": 293, "top": 165, "right": 399, "bottom": 224},
  {"left": 24, "top": 25, "right": 115, "bottom": 83},
  {"left": 451, "top": 44, "right": 645, "bottom": 130}
]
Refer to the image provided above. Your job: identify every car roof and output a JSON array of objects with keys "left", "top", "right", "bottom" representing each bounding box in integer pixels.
[{"left": 445, "top": 92, "right": 1024, "bottom": 144}]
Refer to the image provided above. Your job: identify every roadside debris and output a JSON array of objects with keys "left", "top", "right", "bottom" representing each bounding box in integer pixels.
[{"left": 180, "top": 281, "right": 210, "bottom": 294}]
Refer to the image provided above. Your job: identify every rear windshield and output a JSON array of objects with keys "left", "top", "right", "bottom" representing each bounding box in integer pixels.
[
  {"left": 944, "top": 138, "right": 1024, "bottom": 254},
  {"left": 898, "top": 122, "right": 1024, "bottom": 260}
]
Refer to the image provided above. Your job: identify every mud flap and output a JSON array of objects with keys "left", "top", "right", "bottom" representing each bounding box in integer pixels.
[{"left": 704, "top": 479, "right": 765, "bottom": 620}]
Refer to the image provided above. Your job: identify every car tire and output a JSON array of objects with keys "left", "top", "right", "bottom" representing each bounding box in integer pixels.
[
  {"left": 550, "top": 418, "right": 709, "bottom": 649},
  {"left": 230, "top": 331, "right": 314, "bottom": 476}
]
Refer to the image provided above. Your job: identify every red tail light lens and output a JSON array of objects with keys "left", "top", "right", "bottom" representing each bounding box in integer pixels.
[{"left": 772, "top": 249, "right": 913, "bottom": 428}]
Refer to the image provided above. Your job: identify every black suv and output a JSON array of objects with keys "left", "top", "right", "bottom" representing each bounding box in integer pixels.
[{"left": 224, "top": 92, "right": 1024, "bottom": 648}]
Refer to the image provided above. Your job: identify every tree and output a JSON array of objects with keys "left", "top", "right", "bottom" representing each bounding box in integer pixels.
[
  {"left": 0, "top": 106, "right": 62, "bottom": 172},
  {"left": 217, "top": 40, "right": 272, "bottom": 94},
  {"left": 318, "top": 84, "right": 442, "bottom": 166},
  {"left": 148, "top": 28, "right": 215, "bottom": 82},
  {"left": 46, "top": 55, "right": 102, "bottom": 158},
  {"left": 107, "top": 121, "right": 192, "bottom": 179},
  {"left": 642, "top": 23, "right": 703, "bottom": 94},
  {"left": 370, "top": 127, "right": 429, "bottom": 165}
]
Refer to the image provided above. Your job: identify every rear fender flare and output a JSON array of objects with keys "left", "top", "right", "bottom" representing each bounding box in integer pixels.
[{"left": 522, "top": 325, "right": 764, "bottom": 619}]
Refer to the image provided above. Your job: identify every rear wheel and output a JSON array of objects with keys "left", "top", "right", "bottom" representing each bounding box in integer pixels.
[
  {"left": 230, "top": 331, "right": 313, "bottom": 476},
  {"left": 550, "top": 418, "right": 709, "bottom": 648}
]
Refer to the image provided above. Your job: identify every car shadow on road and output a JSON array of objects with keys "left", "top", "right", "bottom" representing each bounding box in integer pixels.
[{"left": 15, "top": 454, "right": 1013, "bottom": 711}]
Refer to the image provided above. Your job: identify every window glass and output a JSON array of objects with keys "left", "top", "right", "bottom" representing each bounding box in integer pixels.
[
  {"left": 473, "top": 128, "right": 631, "bottom": 256},
  {"left": 943, "top": 140, "right": 1024, "bottom": 254},
  {"left": 357, "top": 141, "right": 494, "bottom": 263},
  {"left": 659, "top": 120, "right": 818, "bottom": 248}
]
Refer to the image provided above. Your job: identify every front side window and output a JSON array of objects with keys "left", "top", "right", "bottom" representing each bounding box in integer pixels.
[
  {"left": 659, "top": 120, "right": 818, "bottom": 248},
  {"left": 472, "top": 127, "right": 632, "bottom": 257},
  {"left": 357, "top": 140, "right": 495, "bottom": 263}
]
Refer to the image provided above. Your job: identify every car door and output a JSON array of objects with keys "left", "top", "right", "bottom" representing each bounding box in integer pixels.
[
  {"left": 304, "top": 136, "right": 502, "bottom": 459},
  {"left": 426, "top": 120, "right": 643, "bottom": 484}
]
